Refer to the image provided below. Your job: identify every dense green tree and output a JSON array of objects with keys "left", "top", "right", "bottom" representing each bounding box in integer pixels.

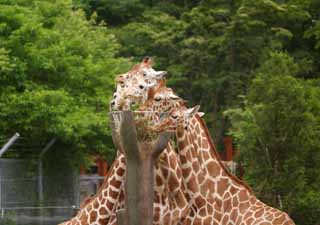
[
  {"left": 225, "top": 52, "right": 320, "bottom": 224},
  {"left": 0, "top": 0, "right": 129, "bottom": 167}
]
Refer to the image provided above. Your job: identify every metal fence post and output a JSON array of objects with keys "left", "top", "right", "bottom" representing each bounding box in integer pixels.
[{"left": 0, "top": 133, "right": 20, "bottom": 158}]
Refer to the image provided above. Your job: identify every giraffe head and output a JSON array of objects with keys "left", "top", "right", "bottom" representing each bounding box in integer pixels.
[
  {"left": 110, "top": 57, "right": 167, "bottom": 110},
  {"left": 140, "top": 84, "right": 185, "bottom": 113},
  {"left": 151, "top": 105, "right": 204, "bottom": 132}
]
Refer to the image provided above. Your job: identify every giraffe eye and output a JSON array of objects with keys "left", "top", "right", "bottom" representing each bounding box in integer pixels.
[
  {"left": 143, "top": 72, "right": 147, "bottom": 76},
  {"left": 154, "top": 96, "right": 161, "bottom": 101}
]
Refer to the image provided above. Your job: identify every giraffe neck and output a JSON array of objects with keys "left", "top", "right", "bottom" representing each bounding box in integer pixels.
[
  {"left": 189, "top": 115, "right": 253, "bottom": 195},
  {"left": 186, "top": 115, "right": 260, "bottom": 222},
  {"left": 175, "top": 125, "right": 212, "bottom": 205}
]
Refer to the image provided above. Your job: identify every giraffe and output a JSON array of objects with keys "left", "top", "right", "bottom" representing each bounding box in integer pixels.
[
  {"left": 60, "top": 59, "right": 190, "bottom": 225},
  {"left": 151, "top": 106, "right": 296, "bottom": 225}
]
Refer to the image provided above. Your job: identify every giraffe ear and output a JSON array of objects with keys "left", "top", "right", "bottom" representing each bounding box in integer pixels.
[
  {"left": 185, "top": 105, "right": 200, "bottom": 117},
  {"left": 168, "top": 92, "right": 179, "bottom": 100},
  {"left": 154, "top": 70, "right": 167, "bottom": 79},
  {"left": 197, "top": 112, "right": 205, "bottom": 117}
]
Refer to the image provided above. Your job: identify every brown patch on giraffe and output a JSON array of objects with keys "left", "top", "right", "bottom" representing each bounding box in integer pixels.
[
  {"left": 215, "top": 211, "right": 222, "bottom": 221},
  {"left": 273, "top": 214, "right": 286, "bottom": 224},
  {"left": 161, "top": 166, "right": 169, "bottom": 178},
  {"left": 239, "top": 189, "right": 249, "bottom": 202},
  {"left": 154, "top": 193, "right": 160, "bottom": 203},
  {"left": 221, "top": 214, "right": 229, "bottom": 224},
  {"left": 202, "top": 151, "right": 210, "bottom": 161},
  {"left": 111, "top": 177, "right": 122, "bottom": 189},
  {"left": 79, "top": 212, "right": 88, "bottom": 222},
  {"left": 249, "top": 196, "right": 256, "bottom": 204},
  {"left": 180, "top": 155, "right": 187, "bottom": 164},
  {"left": 217, "top": 178, "right": 229, "bottom": 196},
  {"left": 154, "top": 206, "right": 160, "bottom": 221},
  {"left": 185, "top": 218, "right": 192, "bottom": 225},
  {"left": 229, "top": 185, "right": 238, "bottom": 195},
  {"left": 116, "top": 167, "right": 125, "bottom": 176},
  {"left": 192, "top": 161, "right": 200, "bottom": 172},
  {"left": 246, "top": 217, "right": 254, "bottom": 225},
  {"left": 232, "top": 196, "right": 239, "bottom": 207},
  {"left": 156, "top": 174, "right": 163, "bottom": 186},
  {"left": 230, "top": 208, "right": 237, "bottom": 222},
  {"left": 195, "top": 196, "right": 206, "bottom": 208},
  {"left": 265, "top": 212, "right": 273, "bottom": 221},
  {"left": 206, "top": 179, "right": 215, "bottom": 193},
  {"left": 254, "top": 208, "right": 264, "bottom": 218},
  {"left": 189, "top": 208, "right": 195, "bottom": 217},
  {"left": 207, "top": 161, "right": 220, "bottom": 177},
  {"left": 109, "top": 188, "right": 119, "bottom": 198},
  {"left": 89, "top": 210, "right": 97, "bottom": 223},
  {"left": 195, "top": 123, "right": 200, "bottom": 134},
  {"left": 284, "top": 220, "right": 293, "bottom": 225},
  {"left": 169, "top": 174, "right": 179, "bottom": 188},
  {"left": 182, "top": 167, "right": 191, "bottom": 178},
  {"left": 204, "top": 216, "right": 212, "bottom": 225},
  {"left": 163, "top": 212, "right": 171, "bottom": 225},
  {"left": 176, "top": 193, "right": 186, "bottom": 208},
  {"left": 223, "top": 191, "right": 231, "bottom": 200},
  {"left": 207, "top": 204, "right": 214, "bottom": 215},
  {"left": 106, "top": 200, "right": 113, "bottom": 210},
  {"left": 202, "top": 139, "right": 209, "bottom": 149},
  {"left": 169, "top": 155, "right": 176, "bottom": 169},
  {"left": 185, "top": 149, "right": 192, "bottom": 161},
  {"left": 93, "top": 200, "right": 99, "bottom": 209},
  {"left": 187, "top": 176, "right": 199, "bottom": 192},
  {"left": 99, "top": 207, "right": 108, "bottom": 215},
  {"left": 199, "top": 207, "right": 207, "bottom": 217},
  {"left": 194, "top": 217, "right": 202, "bottom": 225},
  {"left": 173, "top": 210, "right": 180, "bottom": 221},
  {"left": 223, "top": 197, "right": 232, "bottom": 212},
  {"left": 178, "top": 140, "right": 188, "bottom": 151},
  {"left": 119, "top": 190, "right": 124, "bottom": 200},
  {"left": 98, "top": 218, "right": 108, "bottom": 224},
  {"left": 239, "top": 201, "right": 250, "bottom": 214}
]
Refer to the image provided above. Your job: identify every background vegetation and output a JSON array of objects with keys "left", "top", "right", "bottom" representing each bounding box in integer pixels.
[{"left": 0, "top": 0, "right": 319, "bottom": 223}]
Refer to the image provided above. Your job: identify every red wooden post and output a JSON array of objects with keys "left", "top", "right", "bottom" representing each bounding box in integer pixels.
[
  {"left": 223, "top": 136, "right": 233, "bottom": 161},
  {"left": 79, "top": 165, "right": 86, "bottom": 175}
]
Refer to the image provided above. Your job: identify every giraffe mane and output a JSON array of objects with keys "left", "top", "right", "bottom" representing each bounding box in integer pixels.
[{"left": 194, "top": 115, "right": 254, "bottom": 194}]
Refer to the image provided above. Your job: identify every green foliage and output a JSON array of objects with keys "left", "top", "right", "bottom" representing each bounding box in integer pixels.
[
  {"left": 0, "top": 0, "right": 129, "bottom": 167},
  {"left": 225, "top": 52, "right": 320, "bottom": 224}
]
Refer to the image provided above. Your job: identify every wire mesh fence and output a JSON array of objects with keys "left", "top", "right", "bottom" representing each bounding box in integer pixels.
[{"left": 0, "top": 159, "right": 104, "bottom": 225}]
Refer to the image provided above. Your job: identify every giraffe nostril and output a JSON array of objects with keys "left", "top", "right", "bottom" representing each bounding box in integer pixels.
[
  {"left": 110, "top": 101, "right": 115, "bottom": 106},
  {"left": 139, "top": 85, "right": 144, "bottom": 90}
]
